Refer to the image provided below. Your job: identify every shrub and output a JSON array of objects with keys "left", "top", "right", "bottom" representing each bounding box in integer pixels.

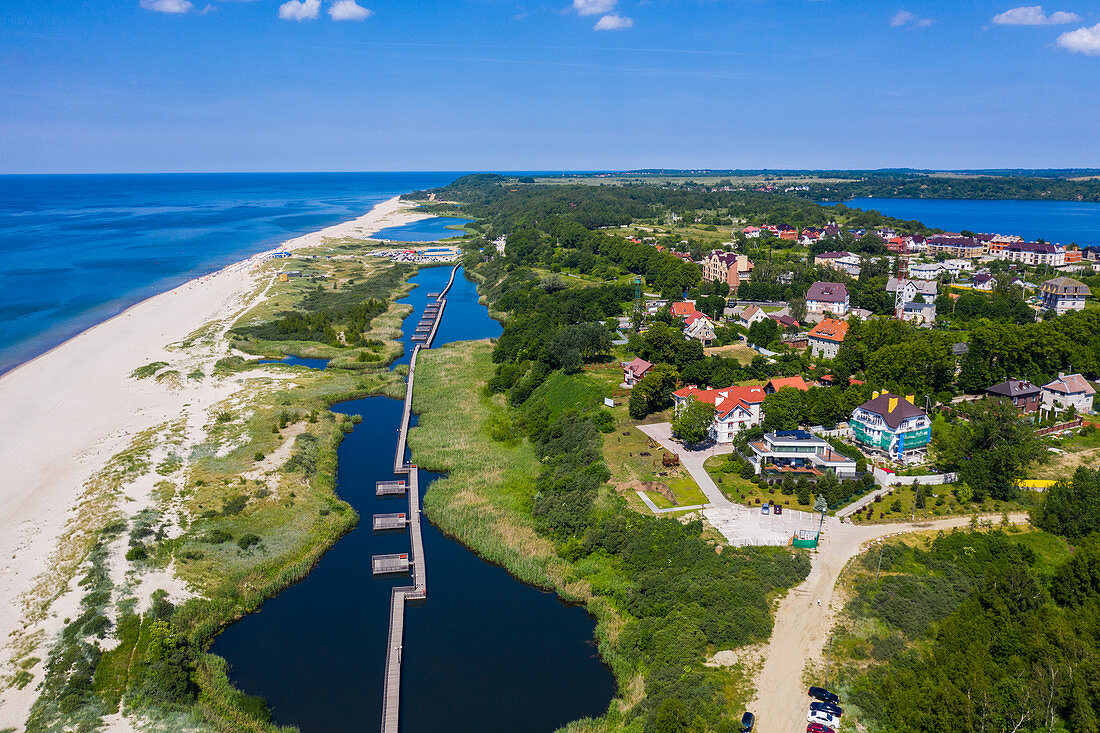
[{"left": 237, "top": 534, "right": 261, "bottom": 550}]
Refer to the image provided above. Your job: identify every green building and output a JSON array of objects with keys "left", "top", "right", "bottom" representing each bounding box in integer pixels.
[{"left": 850, "top": 393, "right": 931, "bottom": 464}]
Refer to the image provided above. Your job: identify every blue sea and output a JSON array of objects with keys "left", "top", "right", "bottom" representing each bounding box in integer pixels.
[
  {"left": 843, "top": 197, "right": 1100, "bottom": 247},
  {"left": 0, "top": 173, "right": 461, "bottom": 375}
]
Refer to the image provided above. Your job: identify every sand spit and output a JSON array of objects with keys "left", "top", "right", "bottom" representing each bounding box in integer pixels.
[{"left": 0, "top": 195, "right": 426, "bottom": 728}]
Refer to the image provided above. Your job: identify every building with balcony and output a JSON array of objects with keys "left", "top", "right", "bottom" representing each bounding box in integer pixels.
[
  {"left": 748, "top": 430, "right": 858, "bottom": 478},
  {"left": 1039, "top": 277, "right": 1090, "bottom": 314},
  {"left": 851, "top": 393, "right": 931, "bottom": 463}
]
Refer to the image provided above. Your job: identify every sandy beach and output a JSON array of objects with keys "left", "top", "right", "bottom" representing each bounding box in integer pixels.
[{"left": 0, "top": 195, "right": 427, "bottom": 728}]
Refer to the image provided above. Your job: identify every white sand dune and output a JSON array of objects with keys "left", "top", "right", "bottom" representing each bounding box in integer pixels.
[{"left": 0, "top": 195, "right": 427, "bottom": 728}]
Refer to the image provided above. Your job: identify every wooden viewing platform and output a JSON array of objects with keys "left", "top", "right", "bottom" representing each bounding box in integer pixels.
[
  {"left": 375, "top": 480, "right": 406, "bottom": 496},
  {"left": 373, "top": 513, "right": 408, "bottom": 531},
  {"left": 371, "top": 553, "right": 410, "bottom": 575},
  {"left": 380, "top": 264, "right": 460, "bottom": 733}
]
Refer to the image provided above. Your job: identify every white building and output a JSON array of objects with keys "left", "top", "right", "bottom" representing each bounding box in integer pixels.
[
  {"left": 671, "top": 385, "right": 766, "bottom": 443},
  {"left": 1041, "top": 374, "right": 1095, "bottom": 414}
]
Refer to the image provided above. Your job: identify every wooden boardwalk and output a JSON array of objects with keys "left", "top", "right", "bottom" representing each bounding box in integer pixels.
[
  {"left": 372, "top": 513, "right": 408, "bottom": 531},
  {"left": 375, "top": 480, "right": 406, "bottom": 497},
  {"left": 380, "top": 264, "right": 459, "bottom": 733}
]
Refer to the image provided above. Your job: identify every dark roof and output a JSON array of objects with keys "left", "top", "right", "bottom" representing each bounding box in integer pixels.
[
  {"left": 986, "top": 380, "right": 1041, "bottom": 398},
  {"left": 805, "top": 282, "right": 849, "bottom": 303},
  {"left": 952, "top": 342, "right": 969, "bottom": 356},
  {"left": 857, "top": 394, "right": 927, "bottom": 429}
]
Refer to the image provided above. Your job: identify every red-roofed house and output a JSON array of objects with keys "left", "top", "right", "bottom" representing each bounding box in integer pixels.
[
  {"left": 622, "top": 358, "right": 654, "bottom": 387},
  {"left": 672, "top": 385, "right": 767, "bottom": 443},
  {"left": 738, "top": 304, "right": 768, "bottom": 328},
  {"left": 764, "top": 376, "right": 810, "bottom": 394},
  {"left": 670, "top": 301, "right": 697, "bottom": 317},
  {"left": 807, "top": 318, "right": 849, "bottom": 359}
]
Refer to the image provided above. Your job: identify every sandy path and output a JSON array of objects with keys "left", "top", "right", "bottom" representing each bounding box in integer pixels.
[
  {"left": 0, "top": 195, "right": 423, "bottom": 728},
  {"left": 750, "top": 513, "right": 1029, "bottom": 733}
]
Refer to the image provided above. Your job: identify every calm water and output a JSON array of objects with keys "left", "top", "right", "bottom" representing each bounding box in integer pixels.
[
  {"left": 257, "top": 355, "right": 331, "bottom": 370},
  {"left": 0, "top": 172, "right": 461, "bottom": 375},
  {"left": 371, "top": 216, "right": 471, "bottom": 242},
  {"left": 844, "top": 197, "right": 1100, "bottom": 247},
  {"left": 210, "top": 266, "right": 615, "bottom": 732}
]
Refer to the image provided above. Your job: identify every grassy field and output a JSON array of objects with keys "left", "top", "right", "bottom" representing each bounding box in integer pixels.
[
  {"left": 1028, "top": 425, "right": 1100, "bottom": 480},
  {"left": 702, "top": 343, "right": 758, "bottom": 364},
  {"left": 410, "top": 341, "right": 792, "bottom": 731}
]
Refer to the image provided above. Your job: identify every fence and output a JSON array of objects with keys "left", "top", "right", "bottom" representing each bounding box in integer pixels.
[
  {"left": 1035, "top": 418, "right": 1083, "bottom": 437},
  {"left": 872, "top": 467, "right": 958, "bottom": 488}
]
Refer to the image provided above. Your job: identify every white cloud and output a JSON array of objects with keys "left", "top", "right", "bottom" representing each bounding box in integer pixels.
[
  {"left": 1058, "top": 22, "right": 1100, "bottom": 55},
  {"left": 594, "top": 13, "right": 633, "bottom": 30},
  {"left": 992, "top": 6, "right": 1081, "bottom": 25},
  {"left": 278, "top": 0, "right": 320, "bottom": 20},
  {"left": 891, "top": 10, "right": 933, "bottom": 28},
  {"left": 573, "top": 0, "right": 616, "bottom": 17},
  {"left": 329, "top": 0, "right": 372, "bottom": 20},
  {"left": 140, "top": 0, "right": 194, "bottom": 13}
]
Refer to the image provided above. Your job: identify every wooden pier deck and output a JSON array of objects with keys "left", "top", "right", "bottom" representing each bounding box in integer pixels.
[
  {"left": 371, "top": 553, "right": 410, "bottom": 575},
  {"left": 380, "top": 264, "right": 459, "bottom": 733},
  {"left": 375, "top": 480, "right": 406, "bottom": 496},
  {"left": 373, "top": 513, "right": 408, "bottom": 531}
]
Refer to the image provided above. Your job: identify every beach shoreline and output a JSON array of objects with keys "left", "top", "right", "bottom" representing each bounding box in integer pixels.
[{"left": 0, "top": 194, "right": 426, "bottom": 728}]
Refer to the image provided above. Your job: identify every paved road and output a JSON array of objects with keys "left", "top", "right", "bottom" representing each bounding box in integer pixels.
[
  {"left": 637, "top": 422, "right": 734, "bottom": 508},
  {"left": 749, "top": 513, "right": 1030, "bottom": 733}
]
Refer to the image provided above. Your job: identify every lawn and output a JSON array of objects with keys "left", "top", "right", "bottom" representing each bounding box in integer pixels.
[
  {"left": 702, "top": 342, "right": 758, "bottom": 364},
  {"left": 703, "top": 455, "right": 816, "bottom": 510}
]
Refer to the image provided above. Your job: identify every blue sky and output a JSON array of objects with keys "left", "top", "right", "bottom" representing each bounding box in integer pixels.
[{"left": 1, "top": 1, "right": 1098, "bottom": 172}]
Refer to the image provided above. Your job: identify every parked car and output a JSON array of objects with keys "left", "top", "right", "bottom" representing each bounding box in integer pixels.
[
  {"left": 761, "top": 503, "right": 770, "bottom": 515},
  {"left": 806, "top": 724, "right": 834, "bottom": 733},
  {"left": 740, "top": 711, "right": 755, "bottom": 732},
  {"left": 808, "top": 686, "right": 840, "bottom": 705},
  {"left": 808, "top": 710, "right": 840, "bottom": 728},
  {"left": 811, "top": 700, "right": 843, "bottom": 717},
  {"left": 774, "top": 504, "right": 783, "bottom": 515}
]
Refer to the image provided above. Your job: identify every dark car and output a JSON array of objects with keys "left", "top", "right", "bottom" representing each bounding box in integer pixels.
[
  {"left": 774, "top": 504, "right": 783, "bottom": 515},
  {"left": 811, "top": 700, "right": 844, "bottom": 717},
  {"left": 808, "top": 686, "right": 840, "bottom": 705},
  {"left": 740, "top": 711, "right": 755, "bottom": 732},
  {"left": 807, "top": 724, "right": 835, "bottom": 733}
]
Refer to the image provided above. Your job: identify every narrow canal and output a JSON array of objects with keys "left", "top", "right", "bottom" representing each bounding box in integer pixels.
[{"left": 211, "top": 258, "right": 616, "bottom": 731}]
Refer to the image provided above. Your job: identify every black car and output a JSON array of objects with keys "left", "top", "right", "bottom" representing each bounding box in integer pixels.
[
  {"left": 808, "top": 686, "right": 840, "bottom": 705},
  {"left": 810, "top": 700, "right": 844, "bottom": 717},
  {"left": 740, "top": 711, "right": 755, "bottom": 732}
]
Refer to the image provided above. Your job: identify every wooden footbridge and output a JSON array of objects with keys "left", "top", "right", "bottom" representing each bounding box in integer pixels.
[{"left": 374, "top": 264, "right": 459, "bottom": 733}]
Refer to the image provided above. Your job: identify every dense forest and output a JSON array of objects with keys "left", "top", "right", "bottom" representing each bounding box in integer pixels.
[
  {"left": 839, "top": 471, "right": 1100, "bottom": 733},
  {"left": 786, "top": 174, "right": 1100, "bottom": 203}
]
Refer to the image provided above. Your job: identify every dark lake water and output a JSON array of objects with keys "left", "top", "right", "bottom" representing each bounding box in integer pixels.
[
  {"left": 371, "top": 216, "right": 471, "bottom": 242},
  {"left": 210, "top": 265, "right": 615, "bottom": 732},
  {"left": 843, "top": 197, "right": 1100, "bottom": 247}
]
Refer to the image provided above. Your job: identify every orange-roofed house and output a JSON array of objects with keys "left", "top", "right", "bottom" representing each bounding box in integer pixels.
[
  {"left": 672, "top": 385, "right": 767, "bottom": 443},
  {"left": 807, "top": 318, "right": 849, "bottom": 359},
  {"left": 670, "top": 301, "right": 697, "bottom": 318},
  {"left": 764, "top": 376, "right": 810, "bottom": 394}
]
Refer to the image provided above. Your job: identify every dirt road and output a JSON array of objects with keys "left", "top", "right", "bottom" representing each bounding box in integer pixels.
[{"left": 750, "top": 513, "right": 1029, "bottom": 733}]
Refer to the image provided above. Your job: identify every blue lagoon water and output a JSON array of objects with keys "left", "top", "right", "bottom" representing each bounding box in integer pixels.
[
  {"left": 371, "top": 216, "right": 471, "bottom": 242},
  {"left": 210, "top": 267, "right": 615, "bottom": 732},
  {"left": 0, "top": 172, "right": 460, "bottom": 375},
  {"left": 843, "top": 197, "right": 1100, "bottom": 247}
]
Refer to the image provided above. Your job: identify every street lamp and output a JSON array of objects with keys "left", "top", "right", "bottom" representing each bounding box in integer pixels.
[{"left": 814, "top": 496, "right": 828, "bottom": 541}]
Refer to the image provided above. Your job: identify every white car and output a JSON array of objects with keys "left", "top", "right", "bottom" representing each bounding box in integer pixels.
[{"left": 808, "top": 710, "right": 840, "bottom": 728}]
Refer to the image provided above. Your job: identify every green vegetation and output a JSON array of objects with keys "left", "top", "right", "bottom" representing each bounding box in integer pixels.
[
  {"left": 936, "top": 398, "right": 1044, "bottom": 501},
  {"left": 831, "top": 527, "right": 1100, "bottom": 733},
  {"left": 669, "top": 399, "right": 715, "bottom": 444},
  {"left": 1032, "top": 467, "right": 1100, "bottom": 538},
  {"left": 412, "top": 341, "right": 810, "bottom": 732}
]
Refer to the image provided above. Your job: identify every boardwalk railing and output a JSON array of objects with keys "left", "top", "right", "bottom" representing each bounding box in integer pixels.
[{"left": 379, "top": 264, "right": 459, "bottom": 733}]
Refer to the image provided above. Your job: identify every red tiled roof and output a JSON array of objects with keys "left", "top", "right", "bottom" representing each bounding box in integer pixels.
[
  {"left": 670, "top": 301, "right": 696, "bottom": 317},
  {"left": 766, "top": 376, "right": 810, "bottom": 392},
  {"left": 808, "top": 318, "right": 849, "bottom": 343},
  {"left": 672, "top": 385, "right": 766, "bottom": 419}
]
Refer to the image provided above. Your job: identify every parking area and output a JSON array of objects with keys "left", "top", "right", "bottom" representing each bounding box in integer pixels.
[{"left": 704, "top": 503, "right": 820, "bottom": 547}]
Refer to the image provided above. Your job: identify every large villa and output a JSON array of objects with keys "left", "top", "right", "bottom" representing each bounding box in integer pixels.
[{"left": 748, "top": 430, "right": 858, "bottom": 478}]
